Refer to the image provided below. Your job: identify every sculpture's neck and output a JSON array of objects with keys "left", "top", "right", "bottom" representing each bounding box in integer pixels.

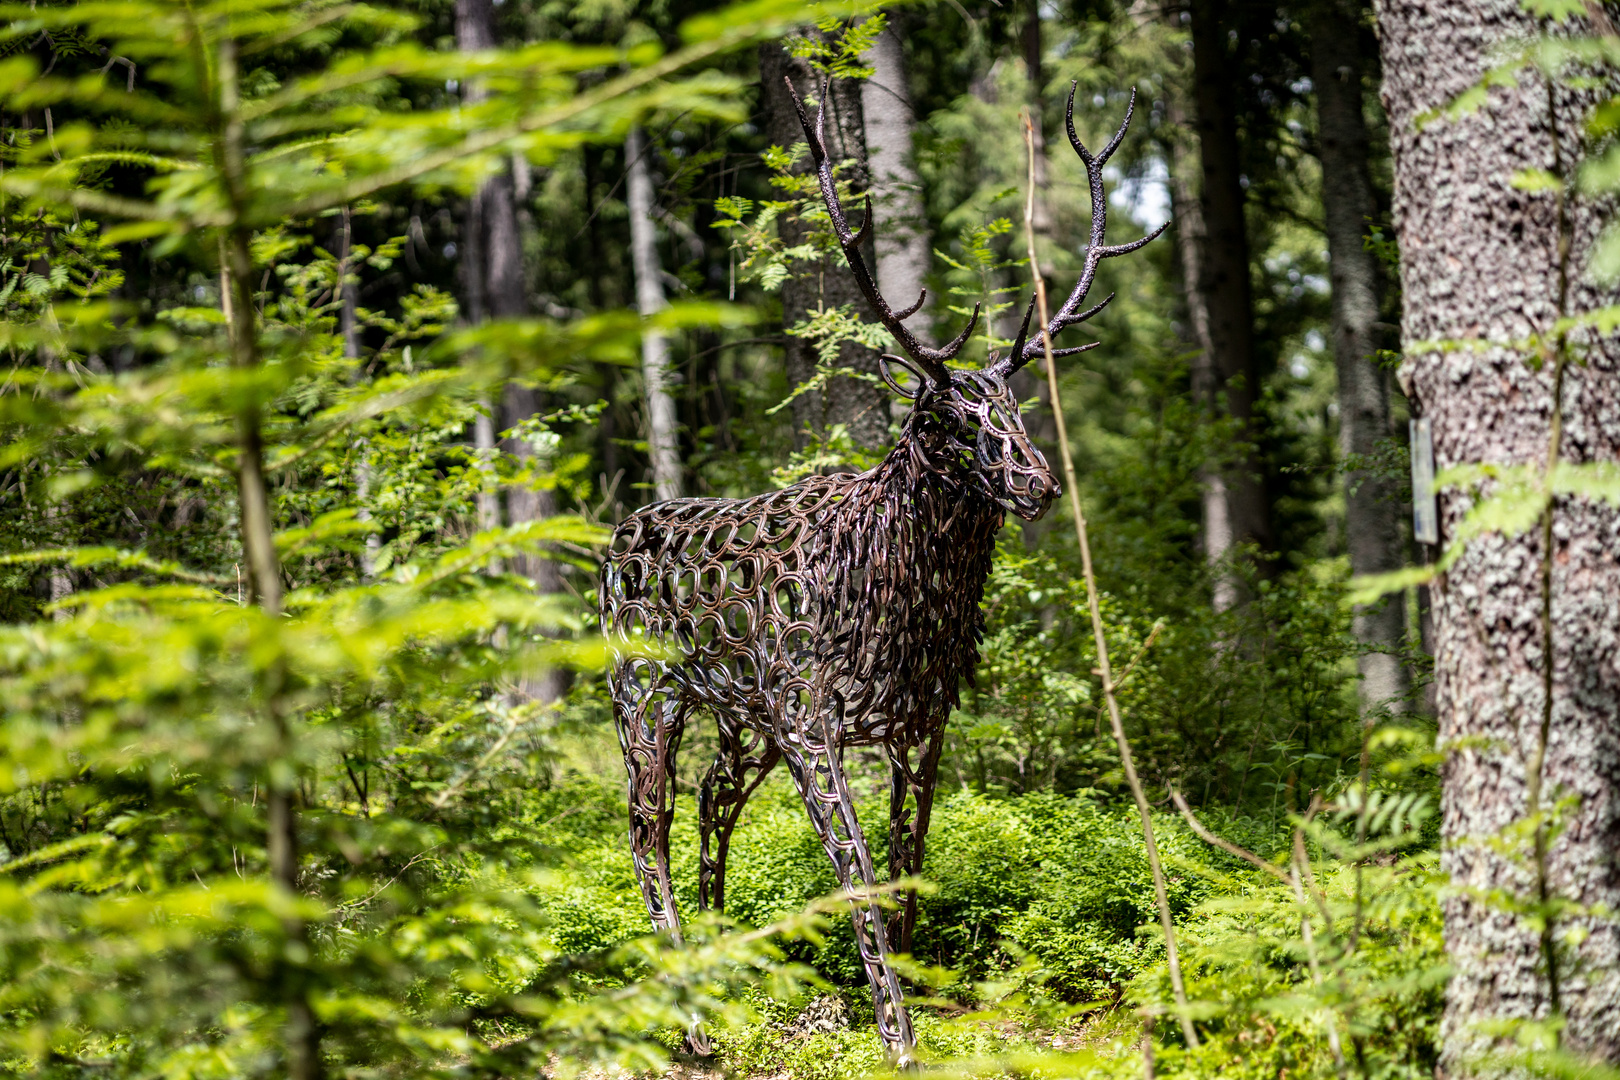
[{"left": 872, "top": 412, "right": 999, "bottom": 536}]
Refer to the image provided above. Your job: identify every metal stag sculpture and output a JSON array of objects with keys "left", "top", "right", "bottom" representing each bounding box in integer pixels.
[{"left": 600, "top": 78, "right": 1165, "bottom": 1061}]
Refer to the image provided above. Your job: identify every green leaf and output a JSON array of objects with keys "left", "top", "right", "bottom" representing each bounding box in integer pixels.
[
  {"left": 1520, "top": 0, "right": 1590, "bottom": 22},
  {"left": 1417, "top": 61, "right": 1525, "bottom": 128},
  {"left": 1510, "top": 168, "right": 1562, "bottom": 192},
  {"left": 1554, "top": 461, "right": 1620, "bottom": 506},
  {"left": 1346, "top": 564, "right": 1437, "bottom": 607}
]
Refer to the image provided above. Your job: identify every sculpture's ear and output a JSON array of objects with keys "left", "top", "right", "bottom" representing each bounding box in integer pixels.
[{"left": 878, "top": 353, "right": 929, "bottom": 400}]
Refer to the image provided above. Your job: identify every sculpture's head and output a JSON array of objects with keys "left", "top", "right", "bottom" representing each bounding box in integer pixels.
[
  {"left": 884, "top": 355, "right": 1058, "bottom": 521},
  {"left": 788, "top": 75, "right": 1165, "bottom": 526}
]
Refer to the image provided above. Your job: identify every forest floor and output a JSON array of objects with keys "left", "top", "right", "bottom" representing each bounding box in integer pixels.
[{"left": 564, "top": 1002, "right": 1142, "bottom": 1080}]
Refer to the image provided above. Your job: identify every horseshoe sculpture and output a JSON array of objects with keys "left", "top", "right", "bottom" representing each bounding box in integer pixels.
[{"left": 600, "top": 77, "right": 1165, "bottom": 1062}]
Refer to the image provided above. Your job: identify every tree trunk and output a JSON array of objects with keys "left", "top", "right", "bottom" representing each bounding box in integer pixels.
[
  {"left": 759, "top": 41, "right": 889, "bottom": 451},
  {"left": 494, "top": 198, "right": 566, "bottom": 705},
  {"left": 45, "top": 507, "right": 72, "bottom": 618},
  {"left": 338, "top": 207, "right": 381, "bottom": 579},
  {"left": 1021, "top": 0, "right": 1052, "bottom": 249},
  {"left": 1310, "top": 0, "right": 1408, "bottom": 709},
  {"left": 861, "top": 15, "right": 931, "bottom": 344},
  {"left": 1007, "top": 1, "right": 1061, "bottom": 548},
  {"left": 1375, "top": 0, "right": 1620, "bottom": 1068},
  {"left": 1190, "top": 0, "right": 1272, "bottom": 557},
  {"left": 457, "top": 0, "right": 563, "bottom": 704},
  {"left": 38, "top": 350, "right": 75, "bottom": 618},
  {"left": 582, "top": 145, "right": 627, "bottom": 503},
  {"left": 1166, "top": 90, "right": 1240, "bottom": 612},
  {"left": 457, "top": 0, "right": 502, "bottom": 548},
  {"left": 626, "top": 125, "right": 683, "bottom": 502},
  {"left": 482, "top": 167, "right": 525, "bottom": 322}
]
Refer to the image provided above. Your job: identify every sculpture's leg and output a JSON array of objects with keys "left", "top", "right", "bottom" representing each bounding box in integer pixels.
[
  {"left": 611, "top": 661, "right": 711, "bottom": 1055},
  {"left": 697, "top": 717, "right": 779, "bottom": 914},
  {"left": 778, "top": 716, "right": 917, "bottom": 1064},
  {"left": 884, "top": 726, "right": 945, "bottom": 957}
]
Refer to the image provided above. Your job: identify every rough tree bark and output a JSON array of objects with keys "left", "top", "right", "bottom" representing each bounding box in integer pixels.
[
  {"left": 1310, "top": 0, "right": 1409, "bottom": 709},
  {"left": 1375, "top": 0, "right": 1620, "bottom": 1068},
  {"left": 1165, "top": 89, "right": 1239, "bottom": 612},
  {"left": 338, "top": 208, "right": 380, "bottom": 579},
  {"left": 1021, "top": 0, "right": 1052, "bottom": 247},
  {"left": 40, "top": 352, "right": 74, "bottom": 618},
  {"left": 1189, "top": 0, "right": 1272, "bottom": 568},
  {"left": 759, "top": 41, "right": 889, "bottom": 451},
  {"left": 860, "top": 15, "right": 931, "bottom": 342},
  {"left": 626, "top": 126, "right": 683, "bottom": 502},
  {"left": 457, "top": 0, "right": 503, "bottom": 548},
  {"left": 457, "top": 0, "right": 564, "bottom": 704}
]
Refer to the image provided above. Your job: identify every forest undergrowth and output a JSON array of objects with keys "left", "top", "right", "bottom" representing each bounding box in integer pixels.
[{"left": 513, "top": 743, "right": 1446, "bottom": 1080}]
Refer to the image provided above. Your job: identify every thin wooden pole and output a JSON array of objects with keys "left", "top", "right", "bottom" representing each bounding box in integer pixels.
[{"left": 1022, "top": 111, "right": 1199, "bottom": 1048}]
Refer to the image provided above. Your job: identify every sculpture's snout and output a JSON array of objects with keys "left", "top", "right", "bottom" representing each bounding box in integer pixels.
[
  {"left": 1028, "top": 471, "right": 1058, "bottom": 504},
  {"left": 1005, "top": 468, "right": 1060, "bottom": 521}
]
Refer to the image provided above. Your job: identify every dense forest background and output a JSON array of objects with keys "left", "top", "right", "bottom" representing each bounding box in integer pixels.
[{"left": 0, "top": 0, "right": 1615, "bottom": 1077}]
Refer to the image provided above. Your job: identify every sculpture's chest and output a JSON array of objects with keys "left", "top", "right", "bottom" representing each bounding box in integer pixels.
[{"left": 800, "top": 489, "right": 1002, "bottom": 735}]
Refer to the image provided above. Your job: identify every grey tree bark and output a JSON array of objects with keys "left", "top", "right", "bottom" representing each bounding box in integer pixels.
[
  {"left": 626, "top": 126, "right": 683, "bottom": 502},
  {"left": 337, "top": 207, "right": 380, "bottom": 579},
  {"left": 860, "top": 16, "right": 931, "bottom": 343},
  {"left": 1189, "top": 0, "right": 1272, "bottom": 561},
  {"left": 39, "top": 354, "right": 74, "bottom": 618},
  {"left": 1021, "top": 0, "right": 1052, "bottom": 249},
  {"left": 457, "top": 0, "right": 503, "bottom": 550},
  {"left": 457, "top": 0, "right": 563, "bottom": 704},
  {"left": 1375, "top": 0, "right": 1620, "bottom": 1068},
  {"left": 759, "top": 42, "right": 889, "bottom": 451},
  {"left": 1166, "top": 89, "right": 1239, "bottom": 613},
  {"left": 1310, "top": 0, "right": 1409, "bottom": 710}
]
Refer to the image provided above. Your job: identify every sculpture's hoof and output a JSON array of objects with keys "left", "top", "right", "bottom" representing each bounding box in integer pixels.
[
  {"left": 685, "top": 1026, "right": 713, "bottom": 1058},
  {"left": 891, "top": 1048, "right": 918, "bottom": 1072}
]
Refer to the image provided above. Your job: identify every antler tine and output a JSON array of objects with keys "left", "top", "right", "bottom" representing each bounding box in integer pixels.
[
  {"left": 852, "top": 193, "right": 875, "bottom": 251},
  {"left": 992, "top": 294, "right": 1039, "bottom": 376},
  {"left": 937, "top": 299, "right": 983, "bottom": 357},
  {"left": 787, "top": 76, "right": 980, "bottom": 382},
  {"left": 1049, "top": 341, "right": 1101, "bottom": 360},
  {"left": 1067, "top": 84, "right": 1136, "bottom": 169},
  {"left": 1008, "top": 83, "right": 1168, "bottom": 372},
  {"left": 894, "top": 288, "right": 927, "bottom": 321},
  {"left": 1072, "top": 290, "right": 1117, "bottom": 326},
  {"left": 1065, "top": 80, "right": 1097, "bottom": 166}
]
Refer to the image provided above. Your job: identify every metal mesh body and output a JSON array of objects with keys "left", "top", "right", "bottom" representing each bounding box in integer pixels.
[
  {"left": 603, "top": 425, "right": 1002, "bottom": 748},
  {"left": 598, "top": 75, "right": 1160, "bottom": 1063},
  {"left": 600, "top": 399, "right": 1011, "bottom": 1055}
]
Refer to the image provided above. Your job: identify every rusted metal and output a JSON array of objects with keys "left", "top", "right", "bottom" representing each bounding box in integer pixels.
[{"left": 600, "top": 77, "right": 1163, "bottom": 1061}]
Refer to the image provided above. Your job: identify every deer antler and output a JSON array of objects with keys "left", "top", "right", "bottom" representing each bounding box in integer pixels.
[
  {"left": 998, "top": 84, "right": 1169, "bottom": 375},
  {"left": 787, "top": 77, "right": 980, "bottom": 386}
]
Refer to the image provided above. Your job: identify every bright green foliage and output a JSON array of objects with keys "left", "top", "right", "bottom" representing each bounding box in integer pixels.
[
  {"left": 785, "top": 12, "right": 886, "bottom": 82},
  {"left": 0, "top": 0, "right": 862, "bottom": 1075},
  {"left": 958, "top": 536, "right": 1380, "bottom": 807},
  {"left": 519, "top": 769, "right": 1210, "bottom": 1001},
  {"left": 505, "top": 759, "right": 1445, "bottom": 1080},
  {"left": 1161, "top": 811, "right": 1446, "bottom": 1079},
  {"left": 933, "top": 214, "right": 1024, "bottom": 364},
  {"left": 0, "top": 210, "right": 121, "bottom": 324}
]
